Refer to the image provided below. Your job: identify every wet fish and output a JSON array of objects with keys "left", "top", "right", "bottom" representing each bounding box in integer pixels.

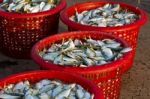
[
  {"left": 70, "top": 3, "right": 139, "bottom": 27},
  {"left": 0, "top": 79, "right": 94, "bottom": 99},
  {"left": 0, "top": 0, "right": 59, "bottom": 13},
  {"left": 40, "top": 38, "right": 132, "bottom": 67}
]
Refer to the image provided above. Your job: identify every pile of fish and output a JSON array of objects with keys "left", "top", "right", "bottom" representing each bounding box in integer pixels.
[
  {"left": 0, "top": 0, "right": 60, "bottom": 13},
  {"left": 0, "top": 79, "right": 94, "bottom": 99},
  {"left": 40, "top": 38, "right": 132, "bottom": 67},
  {"left": 70, "top": 3, "right": 139, "bottom": 27}
]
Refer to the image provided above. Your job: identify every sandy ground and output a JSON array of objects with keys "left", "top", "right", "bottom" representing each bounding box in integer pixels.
[{"left": 0, "top": 0, "right": 149, "bottom": 99}]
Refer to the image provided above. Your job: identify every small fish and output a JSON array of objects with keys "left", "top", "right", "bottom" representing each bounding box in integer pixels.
[
  {"left": 0, "top": 0, "right": 59, "bottom": 13},
  {"left": 103, "top": 3, "right": 111, "bottom": 9},
  {"left": 0, "top": 79, "right": 94, "bottom": 99},
  {"left": 30, "top": 5, "right": 40, "bottom": 13},
  {"left": 101, "top": 47, "right": 113, "bottom": 60},
  {"left": 55, "top": 88, "right": 71, "bottom": 98},
  {"left": 104, "top": 43, "right": 121, "bottom": 49},
  {"left": 42, "top": 52, "right": 59, "bottom": 61},
  {"left": 111, "top": 4, "right": 120, "bottom": 11},
  {"left": 0, "top": 94, "right": 21, "bottom": 99},
  {"left": 76, "top": 89, "right": 84, "bottom": 99},
  {"left": 42, "top": 3, "right": 53, "bottom": 11},
  {"left": 70, "top": 3, "right": 139, "bottom": 27},
  {"left": 75, "top": 9, "right": 84, "bottom": 22},
  {"left": 86, "top": 48, "right": 96, "bottom": 58},
  {"left": 41, "top": 38, "right": 132, "bottom": 67},
  {"left": 39, "top": 2, "right": 46, "bottom": 11},
  {"left": 120, "top": 47, "right": 132, "bottom": 53}
]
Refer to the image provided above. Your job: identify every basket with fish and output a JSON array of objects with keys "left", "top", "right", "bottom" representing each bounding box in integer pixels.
[
  {"left": 0, "top": 71, "right": 104, "bottom": 99},
  {"left": 0, "top": 0, "right": 66, "bottom": 58},
  {"left": 60, "top": 1, "right": 147, "bottom": 50},
  {"left": 31, "top": 31, "right": 134, "bottom": 99}
]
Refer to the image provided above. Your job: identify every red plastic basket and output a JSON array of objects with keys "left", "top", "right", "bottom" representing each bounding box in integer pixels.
[
  {"left": 60, "top": 1, "right": 147, "bottom": 50},
  {"left": 31, "top": 31, "right": 134, "bottom": 99},
  {"left": 0, "top": 0, "right": 66, "bottom": 59},
  {"left": 0, "top": 70, "right": 104, "bottom": 99}
]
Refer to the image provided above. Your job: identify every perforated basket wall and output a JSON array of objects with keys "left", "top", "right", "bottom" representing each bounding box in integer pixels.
[
  {"left": 0, "top": 71, "right": 104, "bottom": 99},
  {"left": 81, "top": 68, "right": 122, "bottom": 99},
  {"left": 31, "top": 31, "right": 134, "bottom": 99},
  {"left": 0, "top": 0, "right": 66, "bottom": 58}
]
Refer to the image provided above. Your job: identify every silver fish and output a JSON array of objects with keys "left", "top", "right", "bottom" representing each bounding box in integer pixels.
[
  {"left": 0, "top": 0, "right": 59, "bottom": 13},
  {"left": 41, "top": 38, "right": 132, "bottom": 67},
  {"left": 70, "top": 3, "right": 139, "bottom": 27},
  {"left": 0, "top": 79, "right": 94, "bottom": 99}
]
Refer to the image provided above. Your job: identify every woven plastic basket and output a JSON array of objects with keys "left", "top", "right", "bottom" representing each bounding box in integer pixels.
[
  {"left": 31, "top": 31, "right": 134, "bottom": 99},
  {"left": 0, "top": 0, "right": 66, "bottom": 59},
  {"left": 60, "top": 1, "right": 147, "bottom": 50},
  {"left": 0, "top": 70, "right": 104, "bottom": 99}
]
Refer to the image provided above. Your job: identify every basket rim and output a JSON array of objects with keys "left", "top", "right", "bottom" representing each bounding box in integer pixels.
[
  {"left": 0, "top": 0, "right": 66, "bottom": 18},
  {"left": 60, "top": 1, "right": 148, "bottom": 31},
  {"left": 0, "top": 70, "right": 104, "bottom": 99},
  {"left": 31, "top": 31, "right": 133, "bottom": 74}
]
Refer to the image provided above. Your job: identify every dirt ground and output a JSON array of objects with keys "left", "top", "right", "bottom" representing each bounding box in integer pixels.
[{"left": 0, "top": 0, "right": 149, "bottom": 99}]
